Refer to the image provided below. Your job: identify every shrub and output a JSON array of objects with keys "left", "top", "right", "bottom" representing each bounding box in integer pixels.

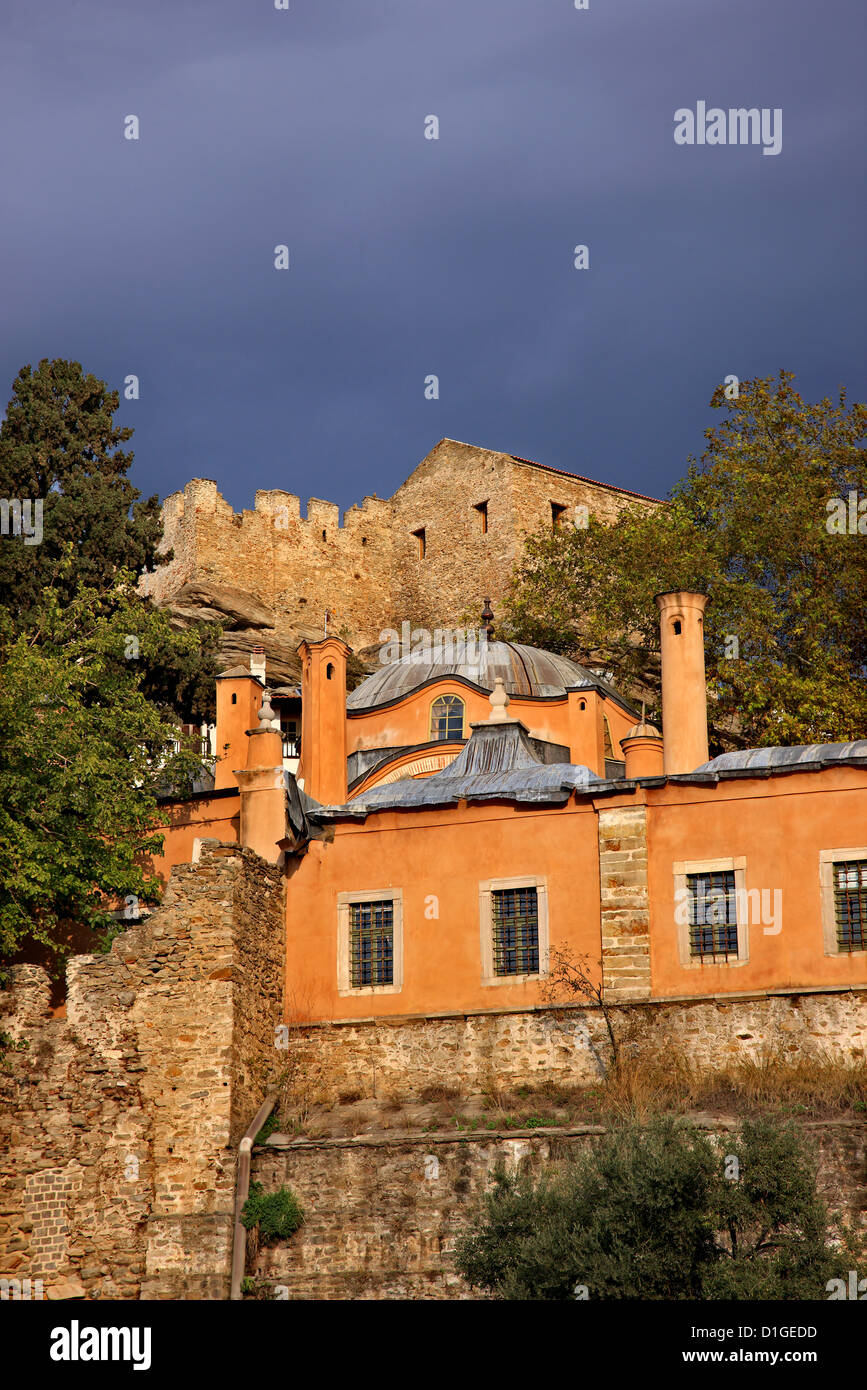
[
  {"left": 241, "top": 1183, "right": 304, "bottom": 1244},
  {"left": 455, "top": 1116, "right": 848, "bottom": 1300}
]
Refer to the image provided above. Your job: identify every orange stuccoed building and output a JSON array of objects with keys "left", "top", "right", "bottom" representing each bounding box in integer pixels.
[{"left": 156, "top": 594, "right": 867, "bottom": 1024}]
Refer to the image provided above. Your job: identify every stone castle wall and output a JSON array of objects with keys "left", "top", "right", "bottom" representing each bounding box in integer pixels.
[
  {"left": 250, "top": 1119, "right": 867, "bottom": 1300},
  {"left": 0, "top": 844, "right": 284, "bottom": 1302},
  {"left": 284, "top": 988, "right": 867, "bottom": 1105},
  {"left": 141, "top": 441, "right": 659, "bottom": 652}
]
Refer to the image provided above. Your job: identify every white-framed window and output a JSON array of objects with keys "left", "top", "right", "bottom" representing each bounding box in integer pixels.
[
  {"left": 478, "top": 876, "right": 549, "bottom": 986},
  {"left": 430, "top": 694, "right": 465, "bottom": 742},
  {"left": 337, "top": 889, "right": 403, "bottom": 996},
  {"left": 672, "top": 857, "right": 749, "bottom": 968},
  {"left": 819, "top": 848, "right": 867, "bottom": 955}
]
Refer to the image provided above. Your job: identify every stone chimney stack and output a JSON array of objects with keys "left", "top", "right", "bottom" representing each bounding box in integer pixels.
[
  {"left": 655, "top": 591, "right": 709, "bottom": 775},
  {"left": 249, "top": 646, "right": 267, "bottom": 683},
  {"left": 297, "top": 636, "right": 351, "bottom": 806},
  {"left": 236, "top": 691, "right": 285, "bottom": 863}
]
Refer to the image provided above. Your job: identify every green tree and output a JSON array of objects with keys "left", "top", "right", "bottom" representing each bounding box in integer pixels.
[
  {"left": 455, "top": 1117, "right": 847, "bottom": 1300},
  {"left": 0, "top": 577, "right": 210, "bottom": 976},
  {"left": 504, "top": 373, "right": 867, "bottom": 750},
  {"left": 0, "top": 358, "right": 220, "bottom": 722},
  {"left": 0, "top": 359, "right": 159, "bottom": 611}
]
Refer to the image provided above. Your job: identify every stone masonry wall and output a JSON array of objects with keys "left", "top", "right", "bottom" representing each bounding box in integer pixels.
[
  {"left": 249, "top": 1119, "right": 867, "bottom": 1300},
  {"left": 598, "top": 805, "right": 652, "bottom": 1001},
  {"left": 284, "top": 989, "right": 867, "bottom": 1106},
  {"left": 0, "top": 843, "right": 284, "bottom": 1302},
  {"left": 141, "top": 442, "right": 660, "bottom": 652}
]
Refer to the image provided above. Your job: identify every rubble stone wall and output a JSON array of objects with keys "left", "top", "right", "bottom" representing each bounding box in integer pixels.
[
  {"left": 0, "top": 844, "right": 284, "bottom": 1302},
  {"left": 250, "top": 1118, "right": 867, "bottom": 1300}
]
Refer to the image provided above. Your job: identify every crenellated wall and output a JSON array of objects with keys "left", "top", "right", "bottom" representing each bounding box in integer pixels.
[{"left": 140, "top": 441, "right": 660, "bottom": 651}]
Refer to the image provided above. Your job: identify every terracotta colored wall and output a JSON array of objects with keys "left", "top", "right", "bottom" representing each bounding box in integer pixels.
[
  {"left": 645, "top": 769, "right": 867, "bottom": 997},
  {"left": 215, "top": 674, "right": 263, "bottom": 790},
  {"left": 285, "top": 768, "right": 867, "bottom": 1022},
  {"left": 347, "top": 681, "right": 630, "bottom": 781},
  {"left": 284, "top": 799, "right": 602, "bottom": 1021},
  {"left": 152, "top": 793, "right": 240, "bottom": 883}
]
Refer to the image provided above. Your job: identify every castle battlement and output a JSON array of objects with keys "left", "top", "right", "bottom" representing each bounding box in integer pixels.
[{"left": 143, "top": 439, "right": 659, "bottom": 647}]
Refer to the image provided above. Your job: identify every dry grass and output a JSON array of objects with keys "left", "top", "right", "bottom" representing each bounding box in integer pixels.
[
  {"left": 570, "top": 1047, "right": 867, "bottom": 1122},
  {"left": 263, "top": 1050, "right": 867, "bottom": 1140},
  {"left": 418, "top": 1084, "right": 461, "bottom": 1103}
]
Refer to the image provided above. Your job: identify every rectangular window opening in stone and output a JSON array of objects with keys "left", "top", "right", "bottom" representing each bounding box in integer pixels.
[
  {"left": 350, "top": 899, "right": 394, "bottom": 987},
  {"left": 833, "top": 860, "right": 867, "bottom": 952},
  {"left": 551, "top": 501, "right": 568, "bottom": 530},
  {"left": 474, "top": 501, "right": 488, "bottom": 533},
  {"left": 412, "top": 526, "right": 426, "bottom": 559},
  {"left": 492, "top": 886, "right": 539, "bottom": 976},
  {"left": 687, "top": 870, "right": 739, "bottom": 961}
]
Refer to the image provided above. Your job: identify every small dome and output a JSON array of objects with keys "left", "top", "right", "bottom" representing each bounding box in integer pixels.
[
  {"left": 347, "top": 640, "right": 611, "bottom": 710},
  {"left": 624, "top": 719, "right": 661, "bottom": 740}
]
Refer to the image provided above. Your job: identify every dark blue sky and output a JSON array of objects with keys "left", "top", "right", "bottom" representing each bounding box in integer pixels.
[{"left": 2, "top": 0, "right": 865, "bottom": 513}]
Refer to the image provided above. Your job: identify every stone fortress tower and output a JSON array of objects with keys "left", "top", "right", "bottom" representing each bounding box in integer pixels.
[{"left": 140, "top": 438, "right": 660, "bottom": 684}]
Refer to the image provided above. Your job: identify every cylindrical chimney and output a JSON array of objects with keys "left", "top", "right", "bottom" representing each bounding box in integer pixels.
[
  {"left": 655, "top": 591, "right": 709, "bottom": 774},
  {"left": 297, "top": 637, "right": 350, "bottom": 805},
  {"left": 621, "top": 717, "right": 664, "bottom": 779}
]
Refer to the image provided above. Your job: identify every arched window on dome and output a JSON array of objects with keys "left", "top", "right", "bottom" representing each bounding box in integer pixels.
[{"left": 430, "top": 694, "right": 465, "bottom": 742}]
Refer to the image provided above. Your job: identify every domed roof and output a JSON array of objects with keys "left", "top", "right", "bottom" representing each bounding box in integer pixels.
[{"left": 347, "top": 639, "right": 614, "bottom": 710}]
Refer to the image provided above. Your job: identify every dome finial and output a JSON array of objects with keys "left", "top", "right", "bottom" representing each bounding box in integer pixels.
[
  {"left": 258, "top": 688, "right": 279, "bottom": 731},
  {"left": 488, "top": 678, "right": 511, "bottom": 722},
  {"left": 481, "top": 597, "right": 495, "bottom": 640}
]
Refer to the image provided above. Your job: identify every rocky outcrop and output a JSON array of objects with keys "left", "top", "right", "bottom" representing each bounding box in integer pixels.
[
  {"left": 156, "top": 579, "right": 374, "bottom": 688},
  {"left": 167, "top": 581, "right": 277, "bottom": 631}
]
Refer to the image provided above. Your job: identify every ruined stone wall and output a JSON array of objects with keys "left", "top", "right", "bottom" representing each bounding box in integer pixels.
[
  {"left": 141, "top": 443, "right": 661, "bottom": 653},
  {"left": 249, "top": 1118, "right": 867, "bottom": 1300},
  {"left": 0, "top": 843, "right": 284, "bottom": 1302},
  {"left": 141, "top": 480, "right": 397, "bottom": 650},
  {"left": 387, "top": 441, "right": 520, "bottom": 630},
  {"left": 507, "top": 454, "right": 654, "bottom": 539},
  {"left": 284, "top": 989, "right": 867, "bottom": 1105}
]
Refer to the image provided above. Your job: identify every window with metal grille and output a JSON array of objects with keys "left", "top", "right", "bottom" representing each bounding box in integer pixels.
[
  {"left": 687, "top": 870, "right": 739, "bottom": 960},
  {"left": 349, "top": 900, "right": 393, "bottom": 987},
  {"left": 833, "top": 860, "right": 867, "bottom": 952},
  {"left": 430, "top": 694, "right": 464, "bottom": 741},
  {"left": 491, "top": 887, "right": 539, "bottom": 976}
]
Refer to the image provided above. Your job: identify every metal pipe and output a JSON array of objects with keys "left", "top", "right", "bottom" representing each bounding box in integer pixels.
[{"left": 229, "top": 1091, "right": 278, "bottom": 1300}]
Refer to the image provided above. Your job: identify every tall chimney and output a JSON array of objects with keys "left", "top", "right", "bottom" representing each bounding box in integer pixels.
[
  {"left": 214, "top": 667, "right": 264, "bottom": 790},
  {"left": 655, "top": 591, "right": 709, "bottom": 774},
  {"left": 297, "top": 636, "right": 351, "bottom": 805}
]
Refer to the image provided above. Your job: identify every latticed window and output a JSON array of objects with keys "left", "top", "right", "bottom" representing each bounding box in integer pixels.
[
  {"left": 430, "top": 694, "right": 464, "bottom": 742},
  {"left": 491, "top": 887, "right": 539, "bottom": 976},
  {"left": 349, "top": 900, "right": 393, "bottom": 987},
  {"left": 687, "top": 870, "right": 739, "bottom": 960},
  {"left": 833, "top": 861, "right": 867, "bottom": 952}
]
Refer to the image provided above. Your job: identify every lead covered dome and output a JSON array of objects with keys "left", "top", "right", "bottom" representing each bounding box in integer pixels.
[{"left": 347, "top": 638, "right": 614, "bottom": 710}]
